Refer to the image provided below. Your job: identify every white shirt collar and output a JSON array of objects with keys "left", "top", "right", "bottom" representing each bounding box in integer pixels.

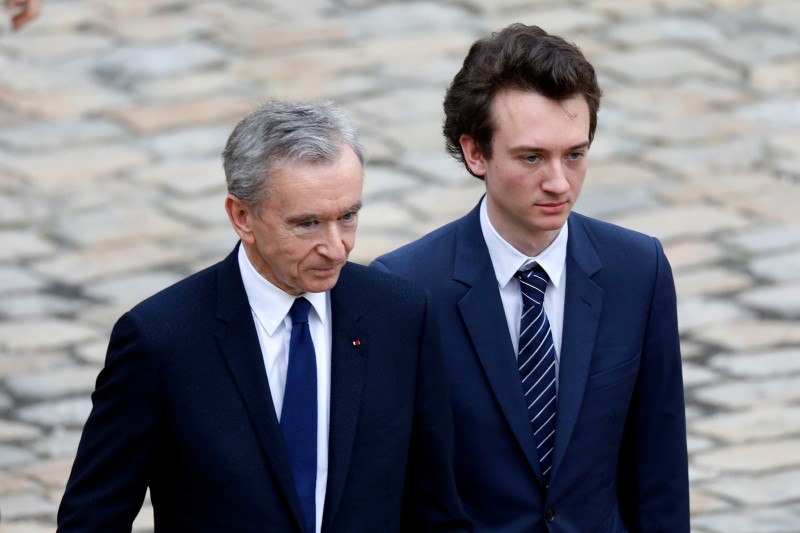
[
  {"left": 479, "top": 196, "right": 568, "bottom": 289},
  {"left": 237, "top": 244, "right": 329, "bottom": 332}
]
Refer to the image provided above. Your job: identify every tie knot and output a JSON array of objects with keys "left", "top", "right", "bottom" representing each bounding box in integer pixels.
[
  {"left": 289, "top": 297, "right": 311, "bottom": 325},
  {"left": 516, "top": 265, "right": 549, "bottom": 308}
]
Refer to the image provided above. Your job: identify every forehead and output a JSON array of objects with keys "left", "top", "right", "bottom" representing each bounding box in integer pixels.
[
  {"left": 264, "top": 147, "right": 363, "bottom": 213},
  {"left": 489, "top": 89, "right": 590, "bottom": 145}
]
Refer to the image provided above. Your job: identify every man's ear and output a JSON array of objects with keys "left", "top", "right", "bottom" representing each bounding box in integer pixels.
[
  {"left": 459, "top": 134, "right": 487, "bottom": 177},
  {"left": 225, "top": 195, "right": 256, "bottom": 244}
]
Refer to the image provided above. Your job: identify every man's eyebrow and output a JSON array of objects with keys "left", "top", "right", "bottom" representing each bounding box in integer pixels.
[
  {"left": 509, "top": 141, "right": 590, "bottom": 153},
  {"left": 285, "top": 202, "right": 363, "bottom": 225}
]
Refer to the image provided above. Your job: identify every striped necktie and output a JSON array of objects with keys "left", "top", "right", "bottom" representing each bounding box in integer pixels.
[{"left": 516, "top": 266, "right": 557, "bottom": 487}]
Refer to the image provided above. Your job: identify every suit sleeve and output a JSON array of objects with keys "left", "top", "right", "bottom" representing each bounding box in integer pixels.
[
  {"left": 619, "top": 238, "right": 690, "bottom": 532},
  {"left": 57, "top": 311, "right": 160, "bottom": 532},
  {"left": 402, "top": 295, "right": 472, "bottom": 533}
]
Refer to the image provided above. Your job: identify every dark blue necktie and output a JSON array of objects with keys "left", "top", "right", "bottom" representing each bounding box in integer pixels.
[
  {"left": 516, "top": 266, "right": 557, "bottom": 488},
  {"left": 281, "top": 297, "right": 317, "bottom": 532}
]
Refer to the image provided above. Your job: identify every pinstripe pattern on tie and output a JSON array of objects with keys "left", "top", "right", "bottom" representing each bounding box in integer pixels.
[{"left": 516, "top": 265, "right": 557, "bottom": 488}]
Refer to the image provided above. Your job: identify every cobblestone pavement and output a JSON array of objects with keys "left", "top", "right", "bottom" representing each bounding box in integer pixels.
[{"left": 0, "top": 0, "right": 798, "bottom": 531}]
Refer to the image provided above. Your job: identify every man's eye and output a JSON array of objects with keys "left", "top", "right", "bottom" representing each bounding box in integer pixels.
[
  {"left": 298, "top": 221, "right": 316, "bottom": 229},
  {"left": 340, "top": 212, "right": 357, "bottom": 222},
  {"left": 567, "top": 152, "right": 584, "bottom": 161},
  {"left": 523, "top": 155, "right": 541, "bottom": 163}
]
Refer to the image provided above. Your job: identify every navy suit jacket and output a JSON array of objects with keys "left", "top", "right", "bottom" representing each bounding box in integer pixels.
[
  {"left": 373, "top": 202, "right": 690, "bottom": 532},
  {"left": 58, "top": 245, "right": 469, "bottom": 532}
]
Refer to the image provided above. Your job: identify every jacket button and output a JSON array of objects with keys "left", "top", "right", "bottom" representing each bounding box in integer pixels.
[{"left": 546, "top": 508, "right": 556, "bottom": 522}]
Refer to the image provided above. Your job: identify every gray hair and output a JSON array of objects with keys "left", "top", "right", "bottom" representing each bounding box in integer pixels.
[{"left": 222, "top": 100, "right": 365, "bottom": 214}]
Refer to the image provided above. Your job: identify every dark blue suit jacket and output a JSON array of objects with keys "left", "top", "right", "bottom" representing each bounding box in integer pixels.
[
  {"left": 58, "top": 245, "right": 469, "bottom": 532},
  {"left": 373, "top": 202, "right": 689, "bottom": 532}
]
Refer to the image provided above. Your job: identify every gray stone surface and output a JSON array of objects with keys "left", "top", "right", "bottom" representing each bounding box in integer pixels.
[{"left": 1, "top": 1, "right": 798, "bottom": 531}]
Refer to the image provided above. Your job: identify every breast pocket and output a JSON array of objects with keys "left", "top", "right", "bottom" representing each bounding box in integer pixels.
[
  {"left": 355, "top": 403, "right": 410, "bottom": 444},
  {"left": 584, "top": 351, "right": 640, "bottom": 393}
]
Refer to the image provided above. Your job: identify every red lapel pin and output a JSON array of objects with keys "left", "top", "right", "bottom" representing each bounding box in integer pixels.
[{"left": 352, "top": 340, "right": 361, "bottom": 346}]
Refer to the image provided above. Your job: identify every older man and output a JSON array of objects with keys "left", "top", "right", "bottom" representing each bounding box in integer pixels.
[{"left": 58, "top": 100, "right": 469, "bottom": 533}]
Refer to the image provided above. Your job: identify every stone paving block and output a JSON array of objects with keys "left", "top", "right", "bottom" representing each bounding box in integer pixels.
[
  {"left": 348, "top": 2, "right": 480, "bottom": 38},
  {"left": 0, "top": 119, "right": 127, "bottom": 151},
  {"left": 0, "top": 266, "right": 44, "bottom": 294},
  {"left": 674, "top": 266, "right": 752, "bottom": 297},
  {"left": 231, "top": 47, "right": 369, "bottom": 85},
  {"left": 738, "top": 281, "right": 800, "bottom": 317},
  {"left": 4, "top": 32, "right": 111, "bottom": 63},
  {"left": 690, "top": 490, "right": 732, "bottom": 517},
  {"left": 0, "top": 419, "right": 42, "bottom": 442},
  {"left": 30, "top": 241, "right": 187, "bottom": 285},
  {"left": 694, "top": 376, "right": 800, "bottom": 410},
  {"left": 694, "top": 439, "right": 800, "bottom": 473},
  {"left": 606, "top": 17, "right": 724, "bottom": 46},
  {"left": 0, "top": 444, "right": 37, "bottom": 467},
  {"left": 13, "top": 81, "right": 132, "bottom": 121},
  {"left": 657, "top": 171, "right": 783, "bottom": 207},
  {"left": 725, "top": 223, "right": 800, "bottom": 255},
  {"left": 73, "top": 338, "right": 110, "bottom": 366},
  {"left": 608, "top": 205, "right": 752, "bottom": 243},
  {"left": 84, "top": 271, "right": 185, "bottom": 308},
  {"left": 737, "top": 98, "right": 800, "bottom": 130},
  {"left": 0, "top": 493, "right": 58, "bottom": 521},
  {"left": 491, "top": 7, "right": 606, "bottom": 36},
  {"left": 381, "top": 119, "right": 453, "bottom": 157},
  {"left": 106, "top": 96, "right": 255, "bottom": 135},
  {"left": 0, "top": 320, "right": 99, "bottom": 353},
  {"left": 0, "top": 470, "right": 39, "bottom": 496},
  {"left": 0, "top": 230, "right": 56, "bottom": 263},
  {"left": 751, "top": 58, "right": 800, "bottom": 93},
  {"left": 93, "top": 43, "right": 228, "bottom": 87},
  {"left": 6, "top": 367, "right": 99, "bottom": 401},
  {"left": 585, "top": 161, "right": 661, "bottom": 187},
  {"left": 663, "top": 239, "right": 726, "bottom": 271},
  {"left": 394, "top": 154, "right": 470, "bottom": 186},
  {"left": 16, "top": 458, "right": 74, "bottom": 489},
  {"left": 0, "top": 293, "right": 86, "bottom": 319},
  {"left": 709, "top": 347, "right": 800, "bottom": 379},
  {"left": 749, "top": 250, "right": 800, "bottom": 283},
  {"left": 16, "top": 398, "right": 93, "bottom": 428},
  {"left": 594, "top": 48, "right": 737, "bottom": 84},
  {"left": 0, "top": 520, "right": 56, "bottom": 533},
  {"left": 574, "top": 185, "right": 659, "bottom": 219},
  {"left": 681, "top": 362, "right": 718, "bottom": 388},
  {"left": 643, "top": 138, "right": 763, "bottom": 175},
  {"left": 130, "top": 159, "right": 226, "bottom": 197},
  {"left": 349, "top": 87, "right": 445, "bottom": 126},
  {"left": 163, "top": 195, "right": 229, "bottom": 228},
  {"left": 136, "top": 71, "right": 256, "bottom": 101},
  {"left": 32, "top": 429, "right": 82, "bottom": 460},
  {"left": 677, "top": 296, "right": 753, "bottom": 332},
  {"left": 691, "top": 319, "right": 800, "bottom": 351},
  {"left": 362, "top": 166, "right": 422, "bottom": 201},
  {"left": 758, "top": 0, "right": 800, "bottom": 32},
  {"left": 692, "top": 506, "right": 800, "bottom": 533},
  {"left": 691, "top": 406, "right": 800, "bottom": 443},
  {"left": 52, "top": 206, "right": 191, "bottom": 248},
  {"left": 145, "top": 125, "right": 231, "bottom": 159},
  {"left": 702, "top": 468, "right": 800, "bottom": 506},
  {"left": 1, "top": 144, "right": 150, "bottom": 191},
  {"left": 101, "top": 14, "right": 216, "bottom": 43},
  {"left": 0, "top": 353, "right": 67, "bottom": 381},
  {"left": 725, "top": 185, "right": 800, "bottom": 224}
]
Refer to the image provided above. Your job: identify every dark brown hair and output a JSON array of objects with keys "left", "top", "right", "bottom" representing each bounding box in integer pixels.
[{"left": 443, "top": 23, "right": 602, "bottom": 178}]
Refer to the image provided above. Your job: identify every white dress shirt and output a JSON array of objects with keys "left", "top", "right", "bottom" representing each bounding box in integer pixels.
[
  {"left": 479, "top": 197, "right": 568, "bottom": 388},
  {"left": 237, "top": 245, "right": 330, "bottom": 533}
]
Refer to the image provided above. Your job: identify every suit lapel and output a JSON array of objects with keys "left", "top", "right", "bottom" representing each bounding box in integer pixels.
[
  {"left": 454, "top": 205, "right": 546, "bottom": 483},
  {"left": 321, "top": 265, "right": 369, "bottom": 531},
  {"left": 213, "top": 245, "right": 307, "bottom": 532},
  {"left": 550, "top": 215, "right": 603, "bottom": 482}
]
